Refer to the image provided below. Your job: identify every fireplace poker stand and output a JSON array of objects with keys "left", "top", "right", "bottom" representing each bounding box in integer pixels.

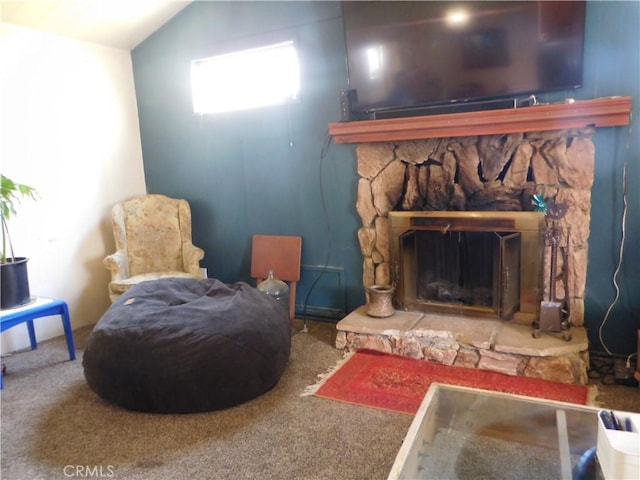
[{"left": 532, "top": 199, "right": 572, "bottom": 342}]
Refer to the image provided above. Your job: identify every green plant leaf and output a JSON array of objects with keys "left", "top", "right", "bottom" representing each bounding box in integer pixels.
[{"left": 0, "top": 174, "right": 38, "bottom": 263}]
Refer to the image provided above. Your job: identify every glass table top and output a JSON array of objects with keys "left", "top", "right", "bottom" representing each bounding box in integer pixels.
[{"left": 388, "top": 383, "right": 601, "bottom": 480}]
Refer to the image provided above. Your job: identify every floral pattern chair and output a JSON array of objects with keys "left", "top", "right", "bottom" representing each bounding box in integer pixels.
[{"left": 104, "top": 194, "right": 205, "bottom": 303}]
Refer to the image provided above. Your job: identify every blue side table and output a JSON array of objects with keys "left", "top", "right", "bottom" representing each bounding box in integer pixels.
[{"left": 1, "top": 297, "right": 76, "bottom": 389}]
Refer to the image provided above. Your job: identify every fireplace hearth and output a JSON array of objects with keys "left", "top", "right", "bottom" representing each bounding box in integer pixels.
[{"left": 341, "top": 127, "right": 597, "bottom": 383}]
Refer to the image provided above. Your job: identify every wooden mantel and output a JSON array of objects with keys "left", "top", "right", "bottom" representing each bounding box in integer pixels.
[{"left": 328, "top": 96, "right": 632, "bottom": 144}]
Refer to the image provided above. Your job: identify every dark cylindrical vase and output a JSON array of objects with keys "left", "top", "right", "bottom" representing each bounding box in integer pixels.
[{"left": 1, "top": 257, "right": 31, "bottom": 309}]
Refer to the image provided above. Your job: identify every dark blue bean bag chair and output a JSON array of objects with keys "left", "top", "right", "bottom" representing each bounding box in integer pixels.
[{"left": 83, "top": 277, "right": 291, "bottom": 413}]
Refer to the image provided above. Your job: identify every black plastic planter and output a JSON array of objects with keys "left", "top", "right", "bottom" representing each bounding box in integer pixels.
[{"left": 1, "top": 257, "right": 31, "bottom": 309}]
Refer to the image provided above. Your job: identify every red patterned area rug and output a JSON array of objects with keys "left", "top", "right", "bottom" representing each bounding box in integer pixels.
[{"left": 303, "top": 349, "right": 596, "bottom": 415}]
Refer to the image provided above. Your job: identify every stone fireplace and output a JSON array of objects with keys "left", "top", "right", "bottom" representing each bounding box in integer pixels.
[
  {"left": 354, "top": 128, "right": 596, "bottom": 326},
  {"left": 328, "top": 97, "right": 632, "bottom": 384}
]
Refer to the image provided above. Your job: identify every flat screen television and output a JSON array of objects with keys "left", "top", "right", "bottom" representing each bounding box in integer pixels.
[{"left": 342, "top": 1, "right": 586, "bottom": 118}]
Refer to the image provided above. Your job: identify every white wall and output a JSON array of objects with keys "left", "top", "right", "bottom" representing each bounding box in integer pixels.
[{"left": 1, "top": 23, "right": 147, "bottom": 353}]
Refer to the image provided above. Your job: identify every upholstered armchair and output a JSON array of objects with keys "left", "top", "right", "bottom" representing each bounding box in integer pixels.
[{"left": 104, "top": 194, "right": 205, "bottom": 303}]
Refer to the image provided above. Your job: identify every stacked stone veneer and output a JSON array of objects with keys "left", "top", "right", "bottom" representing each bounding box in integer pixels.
[
  {"left": 335, "top": 308, "right": 589, "bottom": 384},
  {"left": 356, "top": 127, "right": 596, "bottom": 326}
]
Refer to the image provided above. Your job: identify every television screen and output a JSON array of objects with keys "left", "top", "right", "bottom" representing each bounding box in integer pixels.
[{"left": 342, "top": 1, "right": 586, "bottom": 116}]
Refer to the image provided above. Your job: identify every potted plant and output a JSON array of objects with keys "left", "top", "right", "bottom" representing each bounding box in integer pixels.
[{"left": 1, "top": 174, "right": 38, "bottom": 309}]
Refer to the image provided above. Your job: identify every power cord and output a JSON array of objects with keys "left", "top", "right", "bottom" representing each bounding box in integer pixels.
[
  {"left": 598, "top": 161, "right": 628, "bottom": 356},
  {"left": 626, "top": 352, "right": 637, "bottom": 370},
  {"left": 597, "top": 110, "right": 635, "bottom": 358},
  {"left": 298, "top": 130, "right": 334, "bottom": 333},
  {"left": 588, "top": 353, "right": 618, "bottom": 386}
]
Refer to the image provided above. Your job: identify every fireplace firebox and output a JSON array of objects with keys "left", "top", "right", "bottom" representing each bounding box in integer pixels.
[{"left": 389, "top": 211, "right": 545, "bottom": 322}]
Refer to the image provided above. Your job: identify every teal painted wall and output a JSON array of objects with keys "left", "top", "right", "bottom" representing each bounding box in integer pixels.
[
  {"left": 579, "top": 1, "right": 640, "bottom": 356},
  {"left": 132, "top": 2, "right": 359, "bottom": 319},
  {"left": 132, "top": 1, "right": 639, "bottom": 355}
]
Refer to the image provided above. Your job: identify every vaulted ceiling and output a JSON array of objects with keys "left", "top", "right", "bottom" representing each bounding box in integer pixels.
[{"left": 1, "top": 0, "right": 192, "bottom": 50}]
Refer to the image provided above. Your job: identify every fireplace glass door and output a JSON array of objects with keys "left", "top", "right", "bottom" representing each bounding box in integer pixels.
[
  {"left": 390, "top": 211, "right": 544, "bottom": 322},
  {"left": 409, "top": 231, "right": 520, "bottom": 319}
]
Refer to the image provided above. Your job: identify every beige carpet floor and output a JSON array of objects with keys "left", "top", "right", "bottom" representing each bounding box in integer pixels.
[
  {"left": 1, "top": 319, "right": 638, "bottom": 480},
  {"left": 1, "top": 320, "right": 412, "bottom": 480}
]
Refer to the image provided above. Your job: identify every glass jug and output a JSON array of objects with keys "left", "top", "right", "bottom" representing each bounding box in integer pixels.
[{"left": 257, "top": 270, "right": 290, "bottom": 318}]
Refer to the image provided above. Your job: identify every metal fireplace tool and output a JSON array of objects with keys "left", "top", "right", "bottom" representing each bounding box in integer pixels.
[{"left": 531, "top": 196, "right": 572, "bottom": 341}]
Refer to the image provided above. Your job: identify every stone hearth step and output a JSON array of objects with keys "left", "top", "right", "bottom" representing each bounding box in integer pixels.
[{"left": 335, "top": 306, "right": 589, "bottom": 384}]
